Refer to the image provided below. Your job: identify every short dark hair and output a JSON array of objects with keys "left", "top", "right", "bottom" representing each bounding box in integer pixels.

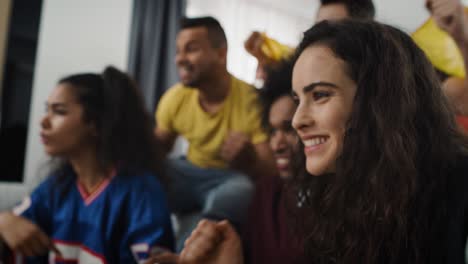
[
  {"left": 320, "top": 0, "right": 375, "bottom": 20},
  {"left": 180, "top": 16, "right": 227, "bottom": 48},
  {"left": 259, "top": 59, "right": 294, "bottom": 130}
]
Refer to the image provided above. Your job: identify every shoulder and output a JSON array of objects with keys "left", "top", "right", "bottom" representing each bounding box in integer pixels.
[
  {"left": 114, "top": 173, "right": 171, "bottom": 222},
  {"left": 33, "top": 176, "right": 56, "bottom": 192},
  {"left": 13, "top": 175, "right": 62, "bottom": 216},
  {"left": 114, "top": 172, "right": 167, "bottom": 203},
  {"left": 249, "top": 176, "right": 284, "bottom": 214},
  {"left": 231, "top": 76, "right": 260, "bottom": 104},
  {"left": 30, "top": 173, "right": 70, "bottom": 198},
  {"left": 232, "top": 76, "right": 256, "bottom": 94},
  {"left": 157, "top": 84, "right": 196, "bottom": 118},
  {"left": 115, "top": 172, "right": 164, "bottom": 192},
  {"left": 255, "top": 175, "right": 282, "bottom": 194},
  {"left": 232, "top": 75, "right": 253, "bottom": 88}
]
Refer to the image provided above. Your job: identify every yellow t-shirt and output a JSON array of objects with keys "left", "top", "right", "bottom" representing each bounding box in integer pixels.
[{"left": 156, "top": 76, "right": 268, "bottom": 169}]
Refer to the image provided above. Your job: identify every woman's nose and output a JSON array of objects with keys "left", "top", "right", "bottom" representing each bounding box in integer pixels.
[
  {"left": 40, "top": 114, "right": 50, "bottom": 129},
  {"left": 292, "top": 104, "right": 313, "bottom": 133}
]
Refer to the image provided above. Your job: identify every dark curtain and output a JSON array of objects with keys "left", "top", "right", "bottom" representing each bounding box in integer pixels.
[{"left": 128, "top": 0, "right": 185, "bottom": 112}]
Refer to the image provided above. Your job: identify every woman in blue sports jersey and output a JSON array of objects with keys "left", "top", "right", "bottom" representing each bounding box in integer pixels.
[{"left": 0, "top": 66, "right": 174, "bottom": 263}]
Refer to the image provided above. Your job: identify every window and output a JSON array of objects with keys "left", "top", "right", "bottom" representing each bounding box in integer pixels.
[{"left": 0, "top": 0, "right": 43, "bottom": 182}]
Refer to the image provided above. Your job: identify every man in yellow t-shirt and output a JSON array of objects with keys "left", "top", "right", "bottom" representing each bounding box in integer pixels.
[{"left": 154, "top": 16, "right": 276, "bottom": 252}]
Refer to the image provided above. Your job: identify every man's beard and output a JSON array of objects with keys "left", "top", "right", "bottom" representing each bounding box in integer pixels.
[
  {"left": 183, "top": 78, "right": 200, "bottom": 88},
  {"left": 182, "top": 71, "right": 208, "bottom": 88}
]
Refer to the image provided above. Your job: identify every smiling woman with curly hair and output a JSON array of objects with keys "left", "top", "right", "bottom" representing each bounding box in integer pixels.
[{"left": 290, "top": 19, "right": 468, "bottom": 264}]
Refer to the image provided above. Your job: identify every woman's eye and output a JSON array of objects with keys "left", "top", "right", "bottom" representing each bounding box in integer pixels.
[
  {"left": 269, "top": 128, "right": 278, "bottom": 137},
  {"left": 313, "top": 91, "right": 331, "bottom": 100},
  {"left": 53, "top": 109, "right": 67, "bottom": 115},
  {"left": 187, "top": 44, "right": 200, "bottom": 53}
]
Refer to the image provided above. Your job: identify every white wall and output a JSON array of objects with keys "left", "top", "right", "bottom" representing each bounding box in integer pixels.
[
  {"left": 377, "top": 0, "right": 468, "bottom": 32},
  {"left": 0, "top": 0, "right": 133, "bottom": 210},
  {"left": 374, "top": 0, "right": 428, "bottom": 33}
]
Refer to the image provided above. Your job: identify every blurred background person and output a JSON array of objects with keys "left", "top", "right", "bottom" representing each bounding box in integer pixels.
[
  {"left": 419, "top": 0, "right": 468, "bottom": 131},
  {"left": 242, "top": 59, "right": 302, "bottom": 264},
  {"left": 244, "top": 0, "right": 376, "bottom": 85},
  {"left": 154, "top": 16, "right": 275, "bottom": 252},
  {"left": 0, "top": 66, "right": 174, "bottom": 263}
]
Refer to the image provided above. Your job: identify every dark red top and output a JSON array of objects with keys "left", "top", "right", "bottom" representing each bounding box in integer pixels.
[{"left": 243, "top": 175, "right": 302, "bottom": 264}]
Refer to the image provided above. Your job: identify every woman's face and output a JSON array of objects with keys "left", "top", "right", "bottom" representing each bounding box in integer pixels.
[
  {"left": 292, "top": 45, "right": 356, "bottom": 176},
  {"left": 269, "top": 95, "right": 298, "bottom": 179},
  {"left": 40, "top": 83, "right": 96, "bottom": 157}
]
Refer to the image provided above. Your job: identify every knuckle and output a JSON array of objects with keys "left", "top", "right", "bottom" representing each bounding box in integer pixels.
[
  {"left": 10, "top": 242, "right": 19, "bottom": 250},
  {"left": 198, "top": 219, "right": 209, "bottom": 228}
]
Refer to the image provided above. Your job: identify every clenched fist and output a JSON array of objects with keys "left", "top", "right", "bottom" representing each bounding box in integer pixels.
[{"left": 220, "top": 131, "right": 255, "bottom": 171}]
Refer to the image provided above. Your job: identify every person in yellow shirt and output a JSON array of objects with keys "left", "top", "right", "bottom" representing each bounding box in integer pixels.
[
  {"left": 244, "top": 0, "right": 376, "bottom": 83},
  {"left": 424, "top": 0, "right": 468, "bottom": 131},
  {"left": 154, "top": 16, "right": 276, "bottom": 252}
]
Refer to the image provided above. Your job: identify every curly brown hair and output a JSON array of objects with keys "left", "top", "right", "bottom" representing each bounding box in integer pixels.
[{"left": 289, "top": 20, "right": 468, "bottom": 263}]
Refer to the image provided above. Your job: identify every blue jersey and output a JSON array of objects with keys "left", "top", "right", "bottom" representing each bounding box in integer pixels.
[{"left": 13, "top": 169, "right": 174, "bottom": 263}]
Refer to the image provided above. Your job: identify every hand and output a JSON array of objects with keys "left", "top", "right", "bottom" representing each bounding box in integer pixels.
[
  {"left": 427, "top": 0, "right": 467, "bottom": 40},
  {"left": 220, "top": 131, "right": 255, "bottom": 170},
  {"left": 179, "top": 220, "right": 243, "bottom": 264},
  {"left": 0, "top": 212, "right": 60, "bottom": 257},
  {"left": 244, "top": 32, "right": 264, "bottom": 60},
  {"left": 244, "top": 31, "right": 274, "bottom": 67},
  {"left": 144, "top": 251, "right": 179, "bottom": 264}
]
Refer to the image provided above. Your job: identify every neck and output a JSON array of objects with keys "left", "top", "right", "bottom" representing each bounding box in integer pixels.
[
  {"left": 198, "top": 68, "right": 231, "bottom": 104},
  {"left": 69, "top": 148, "right": 109, "bottom": 192}
]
